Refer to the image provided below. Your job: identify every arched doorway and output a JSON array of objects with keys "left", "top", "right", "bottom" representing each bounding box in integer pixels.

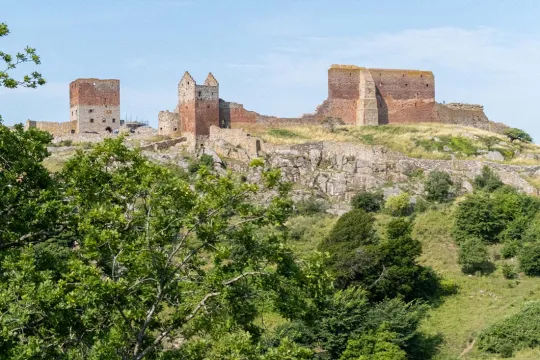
[{"left": 105, "top": 126, "right": 112, "bottom": 133}]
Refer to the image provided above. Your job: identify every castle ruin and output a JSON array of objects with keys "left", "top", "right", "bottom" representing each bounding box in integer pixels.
[{"left": 159, "top": 65, "right": 502, "bottom": 137}]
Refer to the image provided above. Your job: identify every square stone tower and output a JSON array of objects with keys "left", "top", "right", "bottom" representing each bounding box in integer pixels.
[{"left": 70, "top": 78, "right": 120, "bottom": 133}]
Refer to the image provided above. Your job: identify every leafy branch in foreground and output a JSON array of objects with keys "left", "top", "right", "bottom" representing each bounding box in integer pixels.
[{"left": 0, "top": 22, "right": 46, "bottom": 90}]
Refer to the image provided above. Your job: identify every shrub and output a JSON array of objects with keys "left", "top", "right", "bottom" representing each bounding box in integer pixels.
[
  {"left": 501, "top": 240, "right": 519, "bottom": 259},
  {"left": 351, "top": 191, "right": 384, "bottom": 213},
  {"left": 518, "top": 242, "right": 540, "bottom": 276},
  {"left": 502, "top": 263, "right": 518, "bottom": 279},
  {"left": 473, "top": 165, "right": 503, "bottom": 192},
  {"left": 340, "top": 326, "right": 407, "bottom": 360},
  {"left": 321, "top": 117, "right": 344, "bottom": 133},
  {"left": 458, "top": 237, "right": 493, "bottom": 274},
  {"left": 296, "top": 196, "right": 327, "bottom": 215},
  {"left": 424, "top": 170, "right": 453, "bottom": 202},
  {"left": 478, "top": 301, "right": 540, "bottom": 357},
  {"left": 504, "top": 127, "right": 533, "bottom": 143},
  {"left": 453, "top": 193, "right": 505, "bottom": 243},
  {"left": 385, "top": 192, "right": 411, "bottom": 217}
]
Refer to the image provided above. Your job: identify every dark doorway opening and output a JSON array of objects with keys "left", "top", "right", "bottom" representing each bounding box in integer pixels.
[{"left": 105, "top": 126, "right": 113, "bottom": 133}]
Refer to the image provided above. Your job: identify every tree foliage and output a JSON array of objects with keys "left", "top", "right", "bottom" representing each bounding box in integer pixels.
[
  {"left": 384, "top": 193, "right": 411, "bottom": 217},
  {"left": 351, "top": 191, "right": 384, "bottom": 213},
  {"left": 458, "top": 237, "right": 492, "bottom": 275},
  {"left": 424, "top": 170, "right": 453, "bottom": 202},
  {"left": 0, "top": 23, "right": 45, "bottom": 91},
  {"left": 473, "top": 166, "right": 504, "bottom": 192},
  {"left": 503, "top": 127, "right": 533, "bottom": 143}
]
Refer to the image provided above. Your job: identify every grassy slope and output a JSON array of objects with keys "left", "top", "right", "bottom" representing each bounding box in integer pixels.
[
  {"left": 414, "top": 207, "right": 540, "bottom": 360},
  {"left": 240, "top": 123, "right": 540, "bottom": 165}
]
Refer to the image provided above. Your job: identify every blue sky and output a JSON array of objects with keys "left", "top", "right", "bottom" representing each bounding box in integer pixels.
[{"left": 2, "top": 0, "right": 540, "bottom": 140}]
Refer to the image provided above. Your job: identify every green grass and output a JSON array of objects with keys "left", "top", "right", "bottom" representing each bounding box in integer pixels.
[{"left": 413, "top": 206, "right": 540, "bottom": 360}]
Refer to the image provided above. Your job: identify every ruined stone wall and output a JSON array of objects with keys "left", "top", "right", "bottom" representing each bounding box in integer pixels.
[
  {"left": 357, "top": 71, "right": 378, "bottom": 125},
  {"left": 70, "top": 78, "right": 120, "bottom": 133},
  {"left": 435, "top": 103, "right": 507, "bottom": 133},
  {"left": 194, "top": 84, "right": 219, "bottom": 136},
  {"left": 26, "top": 120, "right": 77, "bottom": 136},
  {"left": 158, "top": 111, "right": 181, "bottom": 135},
  {"left": 219, "top": 100, "right": 258, "bottom": 127},
  {"left": 370, "top": 69, "right": 436, "bottom": 124}
]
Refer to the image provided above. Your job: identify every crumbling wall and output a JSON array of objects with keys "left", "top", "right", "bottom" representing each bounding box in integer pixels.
[
  {"left": 219, "top": 100, "right": 258, "bottom": 127},
  {"left": 25, "top": 120, "right": 77, "bottom": 136},
  {"left": 158, "top": 111, "right": 181, "bottom": 135},
  {"left": 435, "top": 103, "right": 507, "bottom": 133},
  {"left": 208, "top": 126, "right": 261, "bottom": 157}
]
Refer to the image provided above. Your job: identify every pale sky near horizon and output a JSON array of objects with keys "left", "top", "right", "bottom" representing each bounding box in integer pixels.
[{"left": 2, "top": 0, "right": 540, "bottom": 140}]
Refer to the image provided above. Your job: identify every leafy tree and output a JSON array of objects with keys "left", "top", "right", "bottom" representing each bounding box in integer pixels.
[
  {"left": 384, "top": 193, "right": 411, "bottom": 216},
  {"left": 0, "top": 138, "right": 310, "bottom": 359},
  {"left": 518, "top": 242, "right": 540, "bottom": 276},
  {"left": 458, "top": 237, "right": 493, "bottom": 274},
  {"left": 0, "top": 22, "right": 45, "bottom": 91},
  {"left": 318, "top": 209, "right": 378, "bottom": 288},
  {"left": 424, "top": 170, "right": 453, "bottom": 202},
  {"left": 351, "top": 191, "right": 384, "bottom": 213},
  {"left": 504, "top": 127, "right": 533, "bottom": 143},
  {"left": 473, "top": 166, "right": 503, "bottom": 192}
]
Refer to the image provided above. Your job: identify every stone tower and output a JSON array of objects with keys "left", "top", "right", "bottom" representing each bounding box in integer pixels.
[
  {"left": 69, "top": 78, "right": 120, "bottom": 133},
  {"left": 177, "top": 72, "right": 219, "bottom": 136}
]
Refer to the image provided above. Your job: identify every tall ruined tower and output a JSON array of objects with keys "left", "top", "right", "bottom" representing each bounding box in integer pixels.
[
  {"left": 178, "top": 72, "right": 219, "bottom": 136},
  {"left": 70, "top": 78, "right": 120, "bottom": 133}
]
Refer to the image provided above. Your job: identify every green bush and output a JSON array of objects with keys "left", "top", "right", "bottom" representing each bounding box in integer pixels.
[
  {"left": 385, "top": 192, "right": 411, "bottom": 217},
  {"left": 458, "top": 237, "right": 493, "bottom": 274},
  {"left": 424, "top": 170, "right": 453, "bottom": 202},
  {"left": 340, "top": 326, "right": 407, "bottom": 360},
  {"left": 502, "top": 263, "right": 518, "bottom": 279},
  {"left": 453, "top": 193, "right": 505, "bottom": 243},
  {"left": 519, "top": 242, "right": 540, "bottom": 276},
  {"left": 504, "top": 127, "right": 533, "bottom": 143},
  {"left": 501, "top": 240, "right": 519, "bottom": 259},
  {"left": 478, "top": 301, "right": 540, "bottom": 357},
  {"left": 473, "top": 165, "right": 503, "bottom": 192},
  {"left": 296, "top": 196, "right": 327, "bottom": 215},
  {"left": 351, "top": 191, "right": 384, "bottom": 213}
]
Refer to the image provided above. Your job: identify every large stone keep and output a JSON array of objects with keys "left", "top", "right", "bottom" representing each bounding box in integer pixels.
[{"left": 70, "top": 78, "right": 121, "bottom": 133}]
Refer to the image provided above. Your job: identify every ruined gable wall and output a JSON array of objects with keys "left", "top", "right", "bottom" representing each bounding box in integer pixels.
[
  {"left": 194, "top": 85, "right": 219, "bottom": 136},
  {"left": 158, "top": 111, "right": 181, "bottom": 135},
  {"left": 370, "top": 69, "right": 436, "bottom": 124},
  {"left": 26, "top": 120, "right": 77, "bottom": 136},
  {"left": 325, "top": 67, "right": 362, "bottom": 124}
]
